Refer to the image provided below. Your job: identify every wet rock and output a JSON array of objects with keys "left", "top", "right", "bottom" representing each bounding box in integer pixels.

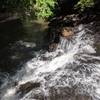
[
  {"left": 61, "top": 27, "right": 73, "bottom": 38},
  {"left": 74, "top": 94, "right": 93, "bottom": 100},
  {"left": 49, "top": 43, "right": 58, "bottom": 52},
  {"left": 16, "top": 82, "right": 40, "bottom": 96},
  {"left": 45, "top": 15, "right": 76, "bottom": 52},
  {"left": 62, "top": 18, "right": 74, "bottom": 27},
  {"left": 48, "top": 16, "right": 63, "bottom": 27},
  {"left": 48, "top": 87, "right": 93, "bottom": 100},
  {"left": 63, "top": 14, "right": 80, "bottom": 26},
  {"left": 45, "top": 27, "right": 60, "bottom": 45}
]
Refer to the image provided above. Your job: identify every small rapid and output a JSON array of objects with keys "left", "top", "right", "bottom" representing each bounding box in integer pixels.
[{"left": 0, "top": 24, "right": 100, "bottom": 100}]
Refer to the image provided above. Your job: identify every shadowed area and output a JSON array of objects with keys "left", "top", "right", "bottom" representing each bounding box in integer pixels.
[{"left": 0, "top": 17, "right": 48, "bottom": 75}]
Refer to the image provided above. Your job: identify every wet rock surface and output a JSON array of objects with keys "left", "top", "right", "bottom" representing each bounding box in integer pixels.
[
  {"left": 61, "top": 27, "right": 73, "bottom": 37},
  {"left": 46, "top": 15, "right": 75, "bottom": 51},
  {"left": 49, "top": 43, "right": 58, "bottom": 52},
  {"left": 16, "top": 82, "right": 41, "bottom": 97},
  {"left": 45, "top": 12, "right": 100, "bottom": 52}
]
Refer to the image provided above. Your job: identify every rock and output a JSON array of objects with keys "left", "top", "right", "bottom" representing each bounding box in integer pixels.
[
  {"left": 74, "top": 94, "right": 92, "bottom": 100},
  {"left": 48, "top": 16, "right": 63, "bottom": 27},
  {"left": 61, "top": 27, "right": 73, "bottom": 37},
  {"left": 49, "top": 43, "right": 58, "bottom": 52},
  {"left": 62, "top": 18, "right": 74, "bottom": 27},
  {"left": 63, "top": 14, "right": 80, "bottom": 26},
  {"left": 16, "top": 82, "right": 40, "bottom": 96}
]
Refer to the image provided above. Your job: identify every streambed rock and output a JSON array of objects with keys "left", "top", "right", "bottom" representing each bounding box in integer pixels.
[
  {"left": 45, "top": 15, "right": 76, "bottom": 51},
  {"left": 49, "top": 43, "right": 58, "bottom": 52},
  {"left": 16, "top": 81, "right": 40, "bottom": 97},
  {"left": 61, "top": 27, "right": 74, "bottom": 37},
  {"left": 47, "top": 26, "right": 74, "bottom": 51}
]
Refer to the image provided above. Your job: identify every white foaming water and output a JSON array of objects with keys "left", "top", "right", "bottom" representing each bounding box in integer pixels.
[
  {"left": 3, "top": 88, "right": 16, "bottom": 100},
  {"left": 1, "top": 24, "right": 100, "bottom": 100}
]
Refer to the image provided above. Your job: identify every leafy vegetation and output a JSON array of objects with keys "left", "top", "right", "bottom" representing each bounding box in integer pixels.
[
  {"left": 0, "top": 0, "right": 57, "bottom": 20},
  {"left": 0, "top": 0, "right": 96, "bottom": 19},
  {"left": 34, "top": 0, "right": 57, "bottom": 19},
  {"left": 75, "top": 0, "right": 94, "bottom": 11}
]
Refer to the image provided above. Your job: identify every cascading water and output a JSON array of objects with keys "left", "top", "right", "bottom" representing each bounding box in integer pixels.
[{"left": 0, "top": 24, "right": 100, "bottom": 100}]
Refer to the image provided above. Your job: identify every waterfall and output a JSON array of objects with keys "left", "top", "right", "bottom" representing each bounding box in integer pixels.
[{"left": 0, "top": 24, "right": 100, "bottom": 100}]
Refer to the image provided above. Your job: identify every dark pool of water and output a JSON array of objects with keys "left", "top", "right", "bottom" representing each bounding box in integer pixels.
[{"left": 0, "top": 18, "right": 48, "bottom": 75}]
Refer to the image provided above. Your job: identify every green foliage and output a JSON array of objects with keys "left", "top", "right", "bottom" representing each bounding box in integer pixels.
[
  {"left": 34, "top": 0, "right": 57, "bottom": 19},
  {"left": 0, "top": 0, "right": 57, "bottom": 20},
  {"left": 75, "top": 0, "right": 94, "bottom": 11}
]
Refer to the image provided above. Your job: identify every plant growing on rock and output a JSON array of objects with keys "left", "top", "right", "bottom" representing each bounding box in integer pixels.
[{"left": 75, "top": 0, "right": 94, "bottom": 11}]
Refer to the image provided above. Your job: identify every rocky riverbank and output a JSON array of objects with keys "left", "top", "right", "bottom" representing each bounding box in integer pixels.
[{"left": 45, "top": 10, "right": 100, "bottom": 51}]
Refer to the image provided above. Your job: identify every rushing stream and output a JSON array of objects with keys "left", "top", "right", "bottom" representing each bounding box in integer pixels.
[{"left": 0, "top": 24, "right": 100, "bottom": 100}]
